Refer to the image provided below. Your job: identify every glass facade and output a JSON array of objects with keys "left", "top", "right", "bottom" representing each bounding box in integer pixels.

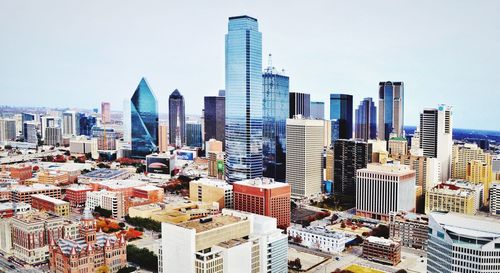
[
  {"left": 131, "top": 77, "right": 158, "bottom": 158},
  {"left": 79, "top": 114, "right": 97, "bottom": 136},
  {"left": 186, "top": 122, "right": 202, "bottom": 148},
  {"left": 378, "top": 81, "right": 404, "bottom": 140},
  {"left": 289, "top": 92, "right": 310, "bottom": 118},
  {"left": 330, "top": 94, "right": 353, "bottom": 140},
  {"left": 204, "top": 96, "right": 225, "bottom": 145},
  {"left": 168, "top": 89, "right": 186, "bottom": 146},
  {"left": 262, "top": 68, "right": 289, "bottom": 182},
  {"left": 355, "top": 97, "right": 377, "bottom": 141},
  {"left": 225, "top": 15, "right": 263, "bottom": 182},
  {"left": 310, "top": 101, "right": 325, "bottom": 119}
]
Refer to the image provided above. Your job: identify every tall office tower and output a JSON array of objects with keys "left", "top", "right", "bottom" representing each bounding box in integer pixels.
[
  {"left": 233, "top": 177, "right": 291, "bottom": 228},
  {"left": 204, "top": 95, "right": 225, "bottom": 145},
  {"left": 23, "top": 122, "right": 37, "bottom": 143},
  {"left": 168, "top": 89, "right": 186, "bottom": 145},
  {"left": 490, "top": 183, "right": 500, "bottom": 215},
  {"left": 91, "top": 127, "right": 117, "bottom": 150},
  {"left": 323, "top": 120, "right": 332, "bottom": 147},
  {"left": 333, "top": 139, "right": 372, "bottom": 198},
  {"left": 225, "top": 15, "right": 263, "bottom": 183},
  {"left": 122, "top": 99, "right": 131, "bottom": 142},
  {"left": 451, "top": 143, "right": 492, "bottom": 179},
  {"left": 78, "top": 114, "right": 97, "bottom": 136},
  {"left": 158, "top": 123, "right": 168, "bottom": 153},
  {"left": 0, "top": 118, "right": 17, "bottom": 141},
  {"left": 467, "top": 159, "right": 493, "bottom": 205},
  {"left": 330, "top": 119, "right": 340, "bottom": 144},
  {"left": 45, "top": 127, "right": 62, "bottom": 146},
  {"left": 409, "top": 127, "right": 423, "bottom": 156},
  {"left": 325, "top": 148, "right": 334, "bottom": 182},
  {"left": 21, "top": 113, "right": 35, "bottom": 136},
  {"left": 355, "top": 97, "right": 376, "bottom": 141},
  {"left": 289, "top": 92, "right": 310, "bottom": 118},
  {"left": 186, "top": 121, "right": 202, "bottom": 148},
  {"left": 286, "top": 117, "right": 324, "bottom": 198},
  {"left": 378, "top": 81, "right": 404, "bottom": 140},
  {"left": 427, "top": 212, "right": 500, "bottom": 273},
  {"left": 310, "top": 101, "right": 325, "bottom": 119},
  {"left": 62, "top": 111, "right": 80, "bottom": 136},
  {"left": 330, "top": 94, "right": 353, "bottom": 140},
  {"left": 262, "top": 66, "right": 289, "bottom": 182},
  {"left": 40, "top": 116, "right": 62, "bottom": 141},
  {"left": 356, "top": 163, "right": 416, "bottom": 221},
  {"left": 101, "top": 102, "right": 111, "bottom": 124},
  {"left": 159, "top": 209, "right": 288, "bottom": 273},
  {"left": 419, "top": 104, "right": 453, "bottom": 181},
  {"left": 131, "top": 77, "right": 159, "bottom": 158}
]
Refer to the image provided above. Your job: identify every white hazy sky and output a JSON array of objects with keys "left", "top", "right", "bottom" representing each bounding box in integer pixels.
[{"left": 1, "top": 0, "right": 499, "bottom": 130}]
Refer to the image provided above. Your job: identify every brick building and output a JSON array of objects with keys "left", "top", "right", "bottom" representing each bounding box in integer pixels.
[
  {"left": 48, "top": 208, "right": 127, "bottom": 273},
  {"left": 389, "top": 211, "right": 428, "bottom": 250},
  {"left": 11, "top": 184, "right": 62, "bottom": 205},
  {"left": 8, "top": 164, "right": 33, "bottom": 182},
  {"left": 233, "top": 177, "right": 291, "bottom": 228},
  {"left": 31, "top": 194, "right": 70, "bottom": 216},
  {"left": 362, "top": 236, "right": 401, "bottom": 266},
  {"left": 65, "top": 185, "right": 93, "bottom": 208}
]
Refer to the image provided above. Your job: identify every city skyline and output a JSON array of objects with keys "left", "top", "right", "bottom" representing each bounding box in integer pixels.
[{"left": 1, "top": 1, "right": 499, "bottom": 130}]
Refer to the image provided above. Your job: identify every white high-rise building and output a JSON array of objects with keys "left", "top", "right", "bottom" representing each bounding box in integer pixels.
[
  {"left": 419, "top": 104, "right": 453, "bottom": 182},
  {"left": 40, "top": 116, "right": 62, "bottom": 140},
  {"left": 356, "top": 163, "right": 416, "bottom": 221},
  {"left": 62, "top": 111, "right": 79, "bottom": 136},
  {"left": 286, "top": 116, "right": 324, "bottom": 198},
  {"left": 159, "top": 209, "right": 287, "bottom": 273},
  {"left": 0, "top": 118, "right": 17, "bottom": 142},
  {"left": 427, "top": 212, "right": 500, "bottom": 273}
]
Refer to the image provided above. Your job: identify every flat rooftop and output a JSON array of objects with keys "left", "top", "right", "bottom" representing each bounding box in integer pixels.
[
  {"left": 192, "top": 178, "right": 232, "bottom": 189},
  {"left": 233, "top": 177, "right": 289, "bottom": 189},
  {"left": 81, "top": 168, "right": 128, "bottom": 179},
  {"left": 12, "top": 183, "right": 61, "bottom": 193},
  {"left": 94, "top": 179, "right": 147, "bottom": 189},
  {"left": 13, "top": 210, "right": 61, "bottom": 223},
  {"left": 365, "top": 236, "right": 399, "bottom": 246},
  {"left": 31, "top": 194, "right": 69, "bottom": 205},
  {"left": 431, "top": 212, "right": 500, "bottom": 238},
  {"left": 134, "top": 185, "right": 162, "bottom": 191},
  {"left": 177, "top": 215, "right": 243, "bottom": 233}
]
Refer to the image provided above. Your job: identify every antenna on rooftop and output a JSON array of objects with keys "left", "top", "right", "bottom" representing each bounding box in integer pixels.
[{"left": 268, "top": 53, "right": 272, "bottom": 69}]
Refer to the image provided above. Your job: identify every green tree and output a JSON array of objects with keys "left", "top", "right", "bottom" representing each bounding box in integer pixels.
[
  {"left": 126, "top": 245, "right": 158, "bottom": 272},
  {"left": 94, "top": 206, "right": 112, "bottom": 218}
]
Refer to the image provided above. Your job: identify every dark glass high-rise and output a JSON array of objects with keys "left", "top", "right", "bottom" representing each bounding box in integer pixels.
[
  {"left": 330, "top": 94, "right": 353, "bottom": 140},
  {"left": 168, "top": 89, "right": 186, "bottom": 146},
  {"left": 355, "top": 97, "right": 377, "bottom": 141},
  {"left": 204, "top": 95, "right": 225, "bottom": 146}
]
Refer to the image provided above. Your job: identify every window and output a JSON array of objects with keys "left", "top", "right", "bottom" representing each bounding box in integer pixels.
[{"left": 437, "top": 231, "right": 445, "bottom": 239}]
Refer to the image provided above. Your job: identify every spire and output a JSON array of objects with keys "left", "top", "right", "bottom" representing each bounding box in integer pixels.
[
  {"left": 49, "top": 234, "right": 55, "bottom": 246},
  {"left": 120, "top": 234, "right": 126, "bottom": 245},
  {"left": 82, "top": 207, "right": 93, "bottom": 220},
  {"left": 268, "top": 53, "right": 272, "bottom": 68},
  {"left": 105, "top": 238, "right": 111, "bottom": 247},
  {"left": 70, "top": 246, "right": 77, "bottom": 256},
  {"left": 87, "top": 243, "right": 93, "bottom": 252}
]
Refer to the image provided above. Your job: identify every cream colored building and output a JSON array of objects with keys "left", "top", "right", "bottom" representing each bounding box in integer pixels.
[
  {"left": 451, "top": 143, "right": 492, "bottom": 179},
  {"left": 467, "top": 159, "right": 493, "bottom": 205},
  {"left": 388, "top": 137, "right": 408, "bottom": 156},
  {"left": 189, "top": 178, "right": 233, "bottom": 209},
  {"left": 425, "top": 180, "right": 483, "bottom": 216},
  {"left": 159, "top": 123, "right": 168, "bottom": 153}
]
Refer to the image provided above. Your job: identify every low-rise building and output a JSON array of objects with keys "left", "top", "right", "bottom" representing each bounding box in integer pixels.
[
  {"left": 132, "top": 185, "right": 165, "bottom": 203},
  {"left": 425, "top": 180, "right": 483, "bottom": 215},
  {"left": 389, "top": 211, "right": 428, "bottom": 250},
  {"left": 65, "top": 184, "right": 92, "bottom": 207},
  {"left": 37, "top": 170, "right": 70, "bottom": 185},
  {"left": 0, "top": 202, "right": 31, "bottom": 218},
  {"left": 31, "top": 194, "right": 70, "bottom": 216},
  {"left": 189, "top": 178, "right": 233, "bottom": 209},
  {"left": 362, "top": 236, "right": 401, "bottom": 266},
  {"left": 287, "top": 226, "right": 351, "bottom": 254},
  {"left": 11, "top": 183, "right": 62, "bottom": 205},
  {"left": 78, "top": 168, "right": 130, "bottom": 183},
  {"left": 86, "top": 190, "right": 125, "bottom": 219}
]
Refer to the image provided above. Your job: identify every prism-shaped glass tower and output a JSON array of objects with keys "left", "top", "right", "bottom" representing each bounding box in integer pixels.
[{"left": 131, "top": 78, "right": 158, "bottom": 158}]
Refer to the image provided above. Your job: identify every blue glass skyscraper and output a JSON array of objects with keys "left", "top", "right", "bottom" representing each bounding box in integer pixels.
[
  {"left": 186, "top": 122, "right": 202, "bottom": 148},
  {"left": 330, "top": 94, "right": 353, "bottom": 140},
  {"left": 355, "top": 98, "right": 377, "bottom": 141},
  {"left": 225, "top": 15, "right": 263, "bottom": 182},
  {"left": 262, "top": 67, "right": 289, "bottom": 182},
  {"left": 79, "top": 114, "right": 97, "bottom": 136},
  {"left": 378, "top": 81, "right": 404, "bottom": 140},
  {"left": 310, "top": 101, "right": 325, "bottom": 119},
  {"left": 131, "top": 77, "right": 158, "bottom": 158}
]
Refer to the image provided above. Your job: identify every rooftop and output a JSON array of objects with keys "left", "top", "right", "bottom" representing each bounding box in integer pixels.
[
  {"left": 365, "top": 236, "right": 399, "bottom": 246},
  {"left": 12, "top": 210, "right": 61, "bottom": 223},
  {"left": 134, "top": 185, "right": 163, "bottom": 192},
  {"left": 431, "top": 212, "right": 500, "bottom": 239},
  {"left": 0, "top": 202, "right": 31, "bottom": 211},
  {"left": 81, "top": 168, "right": 128, "bottom": 179},
  {"left": 12, "top": 183, "right": 61, "bottom": 193},
  {"left": 233, "top": 177, "right": 290, "bottom": 189},
  {"left": 31, "top": 194, "right": 69, "bottom": 205},
  {"left": 362, "top": 163, "right": 414, "bottom": 175},
  {"left": 94, "top": 179, "right": 147, "bottom": 189},
  {"left": 291, "top": 226, "right": 348, "bottom": 239},
  {"left": 177, "top": 215, "right": 244, "bottom": 233},
  {"left": 192, "top": 178, "right": 232, "bottom": 189}
]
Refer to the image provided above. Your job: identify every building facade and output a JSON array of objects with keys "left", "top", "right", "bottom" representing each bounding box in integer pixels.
[
  {"left": 189, "top": 178, "right": 233, "bottom": 209},
  {"left": 389, "top": 211, "right": 428, "bottom": 250},
  {"left": 425, "top": 180, "right": 483, "bottom": 215},
  {"left": 289, "top": 92, "right": 310, "bottom": 118},
  {"left": 131, "top": 77, "right": 158, "bottom": 158},
  {"left": 204, "top": 96, "right": 225, "bottom": 147},
  {"left": 330, "top": 94, "right": 353, "bottom": 140},
  {"left": 101, "top": 102, "right": 111, "bottom": 124},
  {"left": 333, "top": 139, "right": 372, "bottom": 197},
  {"left": 262, "top": 67, "right": 289, "bottom": 182},
  {"left": 168, "top": 89, "right": 186, "bottom": 146},
  {"left": 224, "top": 15, "right": 263, "bottom": 183},
  {"left": 362, "top": 236, "right": 401, "bottom": 266},
  {"left": 310, "top": 101, "right": 325, "bottom": 120},
  {"left": 378, "top": 81, "right": 404, "bottom": 140},
  {"left": 186, "top": 121, "right": 202, "bottom": 148},
  {"left": 31, "top": 194, "right": 70, "bottom": 216},
  {"left": 490, "top": 183, "right": 500, "bottom": 215},
  {"left": 355, "top": 97, "right": 376, "bottom": 141}
]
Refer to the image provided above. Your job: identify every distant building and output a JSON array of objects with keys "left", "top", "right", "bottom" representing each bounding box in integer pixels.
[
  {"left": 186, "top": 121, "right": 202, "bottom": 148},
  {"left": 233, "top": 177, "right": 291, "bottom": 228},
  {"left": 159, "top": 209, "right": 288, "bottom": 273},
  {"left": 69, "top": 137, "right": 98, "bottom": 159},
  {"left": 467, "top": 159, "right": 493, "bottom": 205},
  {"left": 262, "top": 66, "right": 289, "bottom": 182},
  {"left": 207, "top": 151, "right": 224, "bottom": 179},
  {"left": 11, "top": 184, "right": 62, "bottom": 205},
  {"left": 92, "top": 127, "right": 117, "bottom": 150},
  {"left": 131, "top": 77, "right": 158, "bottom": 158},
  {"left": 101, "top": 102, "right": 111, "bottom": 123},
  {"left": 419, "top": 105, "right": 453, "bottom": 181},
  {"left": 48, "top": 208, "right": 127, "bottom": 273},
  {"left": 12, "top": 211, "right": 64, "bottom": 265},
  {"left": 362, "top": 236, "right": 401, "bottom": 266},
  {"left": 287, "top": 226, "right": 351, "bottom": 254},
  {"left": 310, "top": 101, "right": 325, "bottom": 119},
  {"left": 330, "top": 94, "right": 353, "bottom": 139},
  {"left": 389, "top": 211, "right": 428, "bottom": 250},
  {"left": 289, "top": 92, "right": 310, "bottom": 118},
  {"left": 62, "top": 111, "right": 80, "bottom": 136},
  {"left": 490, "top": 183, "right": 500, "bottom": 215},
  {"left": 0, "top": 118, "right": 17, "bottom": 142},
  {"left": 205, "top": 139, "right": 223, "bottom": 153},
  {"left": 158, "top": 123, "right": 168, "bottom": 153},
  {"left": 45, "top": 127, "right": 62, "bottom": 146},
  {"left": 425, "top": 180, "right": 483, "bottom": 215},
  {"left": 451, "top": 143, "right": 492, "bottom": 179},
  {"left": 388, "top": 136, "right": 408, "bottom": 156},
  {"left": 204, "top": 95, "right": 225, "bottom": 147},
  {"left": 189, "top": 178, "right": 233, "bottom": 209},
  {"left": 23, "top": 121, "right": 37, "bottom": 143},
  {"left": 168, "top": 89, "right": 186, "bottom": 146},
  {"left": 65, "top": 185, "right": 92, "bottom": 208},
  {"left": 356, "top": 164, "right": 416, "bottom": 221},
  {"left": 378, "top": 81, "right": 404, "bottom": 140},
  {"left": 355, "top": 98, "right": 376, "bottom": 141},
  {"left": 78, "top": 114, "right": 97, "bottom": 137},
  {"left": 333, "top": 139, "right": 372, "bottom": 198},
  {"left": 31, "top": 194, "right": 70, "bottom": 216},
  {"left": 286, "top": 117, "right": 324, "bottom": 198},
  {"left": 427, "top": 212, "right": 500, "bottom": 273}
]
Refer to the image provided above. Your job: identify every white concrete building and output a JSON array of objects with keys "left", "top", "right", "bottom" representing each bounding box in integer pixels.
[
  {"left": 419, "top": 104, "right": 453, "bottom": 182},
  {"left": 159, "top": 209, "right": 287, "bottom": 273},
  {"left": 69, "top": 136, "right": 98, "bottom": 159},
  {"left": 0, "top": 118, "right": 17, "bottom": 142},
  {"left": 490, "top": 183, "right": 500, "bottom": 216},
  {"left": 286, "top": 116, "right": 324, "bottom": 198},
  {"left": 356, "top": 163, "right": 416, "bottom": 221},
  {"left": 62, "top": 111, "right": 79, "bottom": 136},
  {"left": 85, "top": 190, "right": 125, "bottom": 219},
  {"left": 427, "top": 212, "right": 500, "bottom": 273},
  {"left": 287, "top": 226, "right": 351, "bottom": 254}
]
